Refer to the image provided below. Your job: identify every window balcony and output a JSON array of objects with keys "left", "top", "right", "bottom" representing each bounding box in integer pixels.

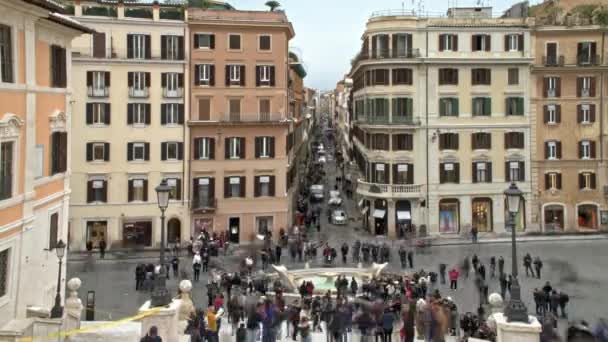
[
  {"left": 222, "top": 112, "right": 283, "bottom": 123},
  {"left": 357, "top": 180, "right": 424, "bottom": 199},
  {"left": 542, "top": 55, "right": 564, "bottom": 67},
  {"left": 577, "top": 54, "right": 600, "bottom": 66},
  {"left": 356, "top": 115, "right": 421, "bottom": 126},
  {"left": 87, "top": 86, "right": 109, "bottom": 97},
  {"left": 191, "top": 198, "right": 217, "bottom": 212},
  {"left": 357, "top": 48, "right": 420, "bottom": 61},
  {"left": 129, "top": 87, "right": 149, "bottom": 98},
  {"left": 162, "top": 87, "right": 183, "bottom": 98}
]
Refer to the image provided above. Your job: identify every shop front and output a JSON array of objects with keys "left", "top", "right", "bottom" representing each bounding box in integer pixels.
[
  {"left": 439, "top": 199, "right": 460, "bottom": 233},
  {"left": 396, "top": 200, "right": 412, "bottom": 238},
  {"left": 543, "top": 204, "right": 564, "bottom": 232},
  {"left": 472, "top": 198, "right": 493, "bottom": 232},
  {"left": 122, "top": 220, "right": 152, "bottom": 247},
  {"left": 373, "top": 199, "right": 387, "bottom": 235},
  {"left": 578, "top": 204, "right": 598, "bottom": 229},
  {"left": 86, "top": 220, "right": 107, "bottom": 246}
]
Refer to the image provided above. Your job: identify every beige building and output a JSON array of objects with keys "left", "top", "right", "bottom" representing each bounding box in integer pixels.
[
  {"left": 68, "top": 0, "right": 188, "bottom": 250},
  {"left": 187, "top": 8, "right": 294, "bottom": 242},
  {"left": 530, "top": 21, "right": 608, "bottom": 231},
  {"left": 0, "top": 0, "right": 91, "bottom": 326},
  {"left": 351, "top": 7, "right": 534, "bottom": 238}
]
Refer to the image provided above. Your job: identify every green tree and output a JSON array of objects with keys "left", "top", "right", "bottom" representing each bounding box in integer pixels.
[
  {"left": 188, "top": 0, "right": 211, "bottom": 9},
  {"left": 593, "top": 6, "right": 608, "bottom": 26},
  {"left": 265, "top": 0, "right": 280, "bottom": 11}
]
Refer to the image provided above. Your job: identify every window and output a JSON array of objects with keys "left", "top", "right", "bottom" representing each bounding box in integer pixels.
[
  {"left": 544, "top": 76, "right": 560, "bottom": 97},
  {"left": 392, "top": 98, "right": 413, "bottom": 121},
  {"left": 161, "top": 35, "right": 184, "bottom": 60},
  {"left": 438, "top": 68, "right": 458, "bottom": 85},
  {"left": 392, "top": 33, "right": 412, "bottom": 57},
  {"left": 471, "top": 34, "right": 491, "bottom": 52},
  {"left": 194, "top": 137, "right": 214, "bottom": 160},
  {"left": 259, "top": 99, "right": 271, "bottom": 120},
  {"left": 545, "top": 141, "right": 561, "bottom": 160},
  {"left": 438, "top": 33, "right": 458, "bottom": 51},
  {"left": 439, "top": 133, "right": 459, "bottom": 150},
  {"left": 504, "top": 34, "right": 523, "bottom": 51},
  {"left": 371, "top": 134, "right": 389, "bottom": 150},
  {"left": 161, "top": 103, "right": 184, "bottom": 125},
  {"left": 392, "top": 68, "right": 412, "bottom": 85},
  {"left": 506, "top": 161, "right": 525, "bottom": 182},
  {"left": 228, "top": 34, "right": 241, "bottom": 50},
  {"left": 471, "top": 68, "right": 491, "bottom": 85},
  {"left": 225, "top": 176, "right": 245, "bottom": 198},
  {"left": 161, "top": 142, "right": 183, "bottom": 161},
  {"left": 372, "top": 163, "right": 388, "bottom": 184},
  {"left": 508, "top": 68, "right": 519, "bottom": 85},
  {"left": 472, "top": 97, "right": 491, "bottom": 116},
  {"left": 86, "top": 142, "right": 110, "bottom": 162},
  {"left": 439, "top": 163, "right": 460, "bottom": 184},
  {"left": 47, "top": 212, "right": 58, "bottom": 249},
  {"left": 255, "top": 175, "right": 275, "bottom": 197},
  {"left": 194, "top": 33, "right": 214, "bottom": 49},
  {"left": 127, "top": 142, "right": 149, "bottom": 162},
  {"left": 128, "top": 72, "right": 150, "bottom": 97},
  {"left": 0, "top": 249, "right": 9, "bottom": 297},
  {"left": 577, "top": 76, "right": 595, "bottom": 97},
  {"left": 543, "top": 104, "right": 560, "bottom": 124},
  {"left": 439, "top": 98, "right": 459, "bottom": 116},
  {"left": 505, "top": 97, "right": 524, "bottom": 116},
  {"left": 393, "top": 163, "right": 413, "bottom": 184},
  {"left": 545, "top": 42, "right": 558, "bottom": 65},
  {"left": 162, "top": 72, "right": 184, "bottom": 95},
  {"left": 579, "top": 140, "right": 596, "bottom": 159},
  {"left": 127, "top": 34, "right": 150, "bottom": 59},
  {"left": 472, "top": 162, "right": 492, "bottom": 183},
  {"left": 127, "top": 103, "right": 150, "bottom": 125},
  {"left": 194, "top": 64, "right": 214, "bottom": 86},
  {"left": 87, "top": 178, "right": 107, "bottom": 203},
  {"left": 255, "top": 136, "right": 275, "bottom": 158},
  {"left": 50, "top": 45, "right": 67, "bottom": 87},
  {"left": 198, "top": 98, "right": 211, "bottom": 121},
  {"left": 228, "top": 98, "right": 241, "bottom": 121},
  {"left": 51, "top": 132, "right": 67, "bottom": 175},
  {"left": 471, "top": 132, "right": 491, "bottom": 150},
  {"left": 86, "top": 103, "right": 111, "bottom": 125},
  {"left": 372, "top": 34, "right": 389, "bottom": 58},
  {"left": 127, "top": 178, "right": 148, "bottom": 202},
  {"left": 545, "top": 172, "right": 562, "bottom": 190},
  {"left": 0, "top": 24, "right": 14, "bottom": 83},
  {"left": 256, "top": 65, "right": 275, "bottom": 87},
  {"left": 504, "top": 132, "right": 524, "bottom": 149},
  {"left": 92, "top": 32, "right": 106, "bottom": 58},
  {"left": 226, "top": 65, "right": 245, "bottom": 86},
  {"left": 193, "top": 177, "right": 215, "bottom": 207},
  {"left": 0, "top": 142, "right": 13, "bottom": 200},
  {"left": 369, "top": 69, "right": 389, "bottom": 86},
  {"left": 577, "top": 104, "right": 595, "bottom": 124},
  {"left": 86, "top": 71, "right": 110, "bottom": 96},
  {"left": 226, "top": 137, "right": 245, "bottom": 159},
  {"left": 259, "top": 35, "right": 271, "bottom": 51},
  {"left": 392, "top": 134, "right": 413, "bottom": 151},
  {"left": 165, "top": 178, "right": 182, "bottom": 200},
  {"left": 579, "top": 172, "right": 596, "bottom": 190},
  {"left": 577, "top": 42, "right": 597, "bottom": 65}
]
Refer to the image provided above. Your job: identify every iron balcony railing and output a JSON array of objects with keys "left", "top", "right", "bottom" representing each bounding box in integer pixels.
[
  {"left": 87, "top": 86, "right": 109, "bottom": 97},
  {"left": 162, "top": 87, "right": 183, "bottom": 98},
  {"left": 542, "top": 55, "right": 564, "bottom": 67},
  {"left": 358, "top": 48, "right": 421, "bottom": 61},
  {"left": 128, "top": 87, "right": 150, "bottom": 98},
  {"left": 222, "top": 112, "right": 283, "bottom": 123},
  {"left": 577, "top": 54, "right": 600, "bottom": 66},
  {"left": 356, "top": 115, "right": 421, "bottom": 125},
  {"left": 192, "top": 198, "right": 217, "bottom": 211}
]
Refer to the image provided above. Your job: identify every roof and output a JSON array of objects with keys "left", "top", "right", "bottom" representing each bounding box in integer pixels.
[
  {"left": 290, "top": 63, "right": 307, "bottom": 78},
  {"left": 23, "top": 0, "right": 64, "bottom": 12},
  {"left": 48, "top": 12, "right": 96, "bottom": 33},
  {"left": 95, "top": 0, "right": 187, "bottom": 6}
]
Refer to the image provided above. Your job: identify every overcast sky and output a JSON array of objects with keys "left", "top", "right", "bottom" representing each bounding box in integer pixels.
[{"left": 228, "top": 0, "right": 543, "bottom": 91}]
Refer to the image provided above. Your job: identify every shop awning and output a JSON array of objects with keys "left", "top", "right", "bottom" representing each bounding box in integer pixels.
[
  {"left": 373, "top": 209, "right": 386, "bottom": 219},
  {"left": 397, "top": 211, "right": 411, "bottom": 221},
  {"left": 361, "top": 207, "right": 369, "bottom": 215}
]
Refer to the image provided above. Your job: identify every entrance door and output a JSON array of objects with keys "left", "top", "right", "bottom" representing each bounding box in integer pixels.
[
  {"left": 229, "top": 217, "right": 240, "bottom": 244},
  {"left": 544, "top": 205, "right": 564, "bottom": 231},
  {"left": 86, "top": 221, "right": 107, "bottom": 245},
  {"left": 546, "top": 42, "right": 557, "bottom": 63},
  {"left": 167, "top": 218, "right": 181, "bottom": 243}
]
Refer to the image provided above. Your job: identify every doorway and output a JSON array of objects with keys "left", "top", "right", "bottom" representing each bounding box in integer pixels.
[
  {"left": 86, "top": 221, "right": 108, "bottom": 246},
  {"left": 229, "top": 217, "right": 240, "bottom": 244},
  {"left": 544, "top": 205, "right": 564, "bottom": 232},
  {"left": 167, "top": 218, "right": 181, "bottom": 243}
]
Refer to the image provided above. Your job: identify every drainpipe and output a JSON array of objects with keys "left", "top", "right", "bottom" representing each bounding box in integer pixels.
[
  {"left": 600, "top": 31, "right": 605, "bottom": 196},
  {"left": 425, "top": 30, "right": 430, "bottom": 230},
  {"left": 185, "top": 19, "right": 191, "bottom": 227}
]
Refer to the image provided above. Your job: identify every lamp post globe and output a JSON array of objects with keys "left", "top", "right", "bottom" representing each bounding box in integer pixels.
[
  {"left": 50, "top": 239, "right": 67, "bottom": 318},
  {"left": 151, "top": 180, "right": 172, "bottom": 307},
  {"left": 503, "top": 182, "right": 528, "bottom": 323}
]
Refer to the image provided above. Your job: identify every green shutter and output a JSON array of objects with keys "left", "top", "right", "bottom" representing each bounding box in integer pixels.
[
  {"left": 453, "top": 98, "right": 459, "bottom": 116},
  {"left": 484, "top": 97, "right": 491, "bottom": 115},
  {"left": 517, "top": 97, "right": 524, "bottom": 115},
  {"left": 406, "top": 98, "right": 413, "bottom": 116},
  {"left": 439, "top": 99, "right": 446, "bottom": 116}
]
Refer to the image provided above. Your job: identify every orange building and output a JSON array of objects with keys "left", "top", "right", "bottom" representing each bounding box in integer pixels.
[{"left": 0, "top": 0, "right": 91, "bottom": 326}]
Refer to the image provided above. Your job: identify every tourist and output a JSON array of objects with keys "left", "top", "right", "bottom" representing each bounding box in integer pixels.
[
  {"left": 498, "top": 256, "right": 505, "bottom": 275},
  {"left": 171, "top": 255, "right": 179, "bottom": 278},
  {"left": 448, "top": 268, "right": 459, "bottom": 290},
  {"left": 141, "top": 326, "right": 162, "bottom": 342},
  {"left": 534, "top": 256, "right": 543, "bottom": 279},
  {"left": 341, "top": 243, "right": 349, "bottom": 264},
  {"left": 439, "top": 263, "right": 446, "bottom": 285},
  {"left": 523, "top": 253, "right": 534, "bottom": 277},
  {"left": 99, "top": 239, "right": 107, "bottom": 259},
  {"left": 489, "top": 256, "right": 496, "bottom": 278},
  {"left": 559, "top": 291, "right": 569, "bottom": 318}
]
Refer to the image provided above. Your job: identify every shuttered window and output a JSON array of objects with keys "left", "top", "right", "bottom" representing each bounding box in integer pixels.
[
  {"left": 87, "top": 179, "right": 108, "bottom": 203},
  {"left": 160, "top": 35, "right": 184, "bottom": 60},
  {"left": 51, "top": 132, "right": 67, "bottom": 175},
  {"left": 438, "top": 68, "right": 458, "bottom": 85},
  {"left": 50, "top": 45, "right": 67, "bottom": 88},
  {"left": 439, "top": 133, "right": 459, "bottom": 150},
  {"left": 392, "top": 68, "right": 412, "bottom": 85},
  {"left": 0, "top": 24, "right": 14, "bottom": 83},
  {"left": 393, "top": 134, "right": 413, "bottom": 151},
  {"left": 471, "top": 133, "right": 491, "bottom": 150},
  {"left": 128, "top": 178, "right": 148, "bottom": 202},
  {"left": 439, "top": 163, "right": 460, "bottom": 184},
  {"left": 504, "top": 132, "right": 524, "bottom": 149}
]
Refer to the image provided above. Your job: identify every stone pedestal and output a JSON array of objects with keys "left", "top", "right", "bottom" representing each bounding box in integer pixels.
[
  {"left": 138, "top": 300, "right": 180, "bottom": 342},
  {"left": 493, "top": 312, "right": 541, "bottom": 342},
  {"left": 63, "top": 278, "right": 84, "bottom": 334}
]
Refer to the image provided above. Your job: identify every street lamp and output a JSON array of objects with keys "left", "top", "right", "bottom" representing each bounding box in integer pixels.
[
  {"left": 50, "top": 239, "right": 67, "bottom": 318},
  {"left": 503, "top": 182, "right": 529, "bottom": 323},
  {"left": 151, "top": 179, "right": 172, "bottom": 307}
]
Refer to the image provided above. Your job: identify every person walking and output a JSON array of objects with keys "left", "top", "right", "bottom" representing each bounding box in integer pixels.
[
  {"left": 192, "top": 253, "right": 202, "bottom": 282},
  {"left": 381, "top": 309, "right": 395, "bottom": 342},
  {"left": 471, "top": 226, "right": 478, "bottom": 244},
  {"left": 489, "top": 256, "right": 496, "bottom": 278},
  {"left": 449, "top": 268, "right": 459, "bottom": 290},
  {"left": 135, "top": 264, "right": 145, "bottom": 291},
  {"left": 550, "top": 290, "right": 560, "bottom": 316},
  {"left": 171, "top": 255, "right": 179, "bottom": 278},
  {"left": 407, "top": 251, "right": 413, "bottom": 269},
  {"left": 523, "top": 253, "right": 534, "bottom": 277},
  {"left": 558, "top": 291, "right": 569, "bottom": 318},
  {"left": 478, "top": 263, "right": 486, "bottom": 281},
  {"left": 439, "top": 263, "right": 447, "bottom": 285},
  {"left": 472, "top": 254, "right": 479, "bottom": 273},
  {"left": 498, "top": 256, "right": 505, "bottom": 276},
  {"left": 141, "top": 326, "right": 162, "bottom": 342},
  {"left": 533, "top": 288, "right": 543, "bottom": 315},
  {"left": 99, "top": 239, "right": 107, "bottom": 259},
  {"left": 533, "top": 256, "right": 543, "bottom": 279},
  {"left": 341, "top": 243, "right": 349, "bottom": 264},
  {"left": 399, "top": 246, "right": 407, "bottom": 269},
  {"left": 499, "top": 273, "right": 507, "bottom": 299},
  {"left": 275, "top": 244, "right": 282, "bottom": 264}
]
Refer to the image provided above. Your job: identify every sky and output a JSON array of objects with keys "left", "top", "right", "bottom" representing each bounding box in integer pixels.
[{"left": 228, "top": 0, "right": 543, "bottom": 91}]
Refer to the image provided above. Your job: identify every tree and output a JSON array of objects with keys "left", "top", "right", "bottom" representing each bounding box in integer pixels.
[
  {"left": 188, "top": 0, "right": 211, "bottom": 9},
  {"left": 265, "top": 0, "right": 280, "bottom": 11}
]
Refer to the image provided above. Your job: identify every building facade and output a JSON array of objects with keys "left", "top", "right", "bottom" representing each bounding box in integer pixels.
[
  {"left": 0, "top": 0, "right": 90, "bottom": 326},
  {"left": 188, "top": 8, "right": 294, "bottom": 243},
  {"left": 531, "top": 25, "right": 608, "bottom": 231},
  {"left": 350, "top": 8, "right": 534, "bottom": 237},
  {"left": 68, "top": 0, "right": 188, "bottom": 250}
]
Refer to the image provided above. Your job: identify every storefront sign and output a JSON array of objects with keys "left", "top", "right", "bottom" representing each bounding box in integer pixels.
[
  {"left": 198, "top": 178, "right": 209, "bottom": 185},
  {"left": 230, "top": 177, "right": 240, "bottom": 184}
]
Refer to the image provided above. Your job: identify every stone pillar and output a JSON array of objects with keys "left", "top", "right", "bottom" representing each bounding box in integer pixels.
[
  {"left": 387, "top": 200, "right": 396, "bottom": 239},
  {"left": 152, "top": 2, "right": 160, "bottom": 21},
  {"left": 63, "top": 278, "right": 84, "bottom": 333},
  {"left": 370, "top": 200, "right": 376, "bottom": 234},
  {"left": 493, "top": 313, "right": 541, "bottom": 342},
  {"left": 117, "top": 0, "right": 125, "bottom": 19},
  {"left": 139, "top": 301, "right": 180, "bottom": 342}
]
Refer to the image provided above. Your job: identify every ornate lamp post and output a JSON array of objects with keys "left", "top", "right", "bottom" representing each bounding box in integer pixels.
[
  {"left": 50, "top": 239, "right": 67, "bottom": 318},
  {"left": 151, "top": 180, "right": 172, "bottom": 307},
  {"left": 503, "top": 182, "right": 529, "bottom": 322}
]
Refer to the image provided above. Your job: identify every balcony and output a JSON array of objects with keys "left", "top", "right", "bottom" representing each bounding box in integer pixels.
[
  {"left": 358, "top": 48, "right": 421, "bottom": 61},
  {"left": 542, "top": 55, "right": 564, "bottom": 67},
  {"left": 222, "top": 112, "right": 284, "bottom": 123},
  {"left": 577, "top": 54, "right": 600, "bottom": 66},
  {"left": 581, "top": 88, "right": 591, "bottom": 97},
  {"left": 162, "top": 87, "right": 183, "bottom": 98},
  {"left": 357, "top": 180, "right": 424, "bottom": 199},
  {"left": 129, "top": 87, "right": 149, "bottom": 98},
  {"left": 192, "top": 198, "right": 217, "bottom": 213},
  {"left": 547, "top": 89, "right": 557, "bottom": 98},
  {"left": 87, "top": 86, "right": 109, "bottom": 97},
  {"left": 356, "top": 115, "right": 421, "bottom": 126}
]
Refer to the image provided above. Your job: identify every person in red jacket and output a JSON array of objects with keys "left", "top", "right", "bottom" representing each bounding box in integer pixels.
[{"left": 449, "top": 268, "right": 460, "bottom": 290}]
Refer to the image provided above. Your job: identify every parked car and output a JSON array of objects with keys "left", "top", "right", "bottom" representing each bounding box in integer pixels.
[
  {"left": 331, "top": 210, "right": 347, "bottom": 225},
  {"left": 310, "top": 184, "right": 324, "bottom": 201},
  {"left": 328, "top": 190, "right": 342, "bottom": 206}
]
